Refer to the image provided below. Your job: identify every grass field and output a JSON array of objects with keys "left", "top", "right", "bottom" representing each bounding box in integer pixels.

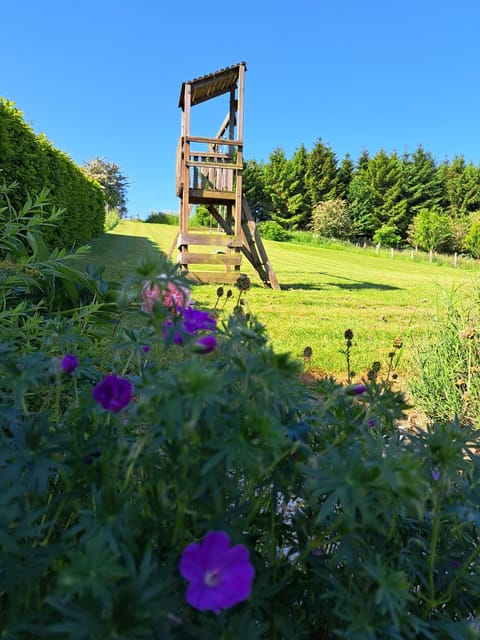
[{"left": 79, "top": 220, "right": 480, "bottom": 384}]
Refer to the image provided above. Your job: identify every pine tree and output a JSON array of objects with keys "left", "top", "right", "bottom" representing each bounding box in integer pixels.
[
  {"left": 263, "top": 147, "right": 305, "bottom": 229},
  {"left": 348, "top": 172, "right": 376, "bottom": 238},
  {"left": 290, "top": 144, "right": 310, "bottom": 228},
  {"left": 337, "top": 154, "right": 355, "bottom": 200},
  {"left": 243, "top": 158, "right": 268, "bottom": 221},
  {"left": 305, "top": 138, "right": 339, "bottom": 206},
  {"left": 363, "top": 150, "right": 408, "bottom": 237},
  {"left": 403, "top": 146, "right": 445, "bottom": 219}
]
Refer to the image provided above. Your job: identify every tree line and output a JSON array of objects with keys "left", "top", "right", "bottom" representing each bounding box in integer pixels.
[{"left": 242, "top": 140, "right": 480, "bottom": 255}]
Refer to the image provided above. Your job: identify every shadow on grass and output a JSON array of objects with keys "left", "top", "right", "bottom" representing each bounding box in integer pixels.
[
  {"left": 76, "top": 233, "right": 170, "bottom": 280},
  {"left": 284, "top": 274, "right": 402, "bottom": 292},
  {"left": 329, "top": 281, "right": 402, "bottom": 291}
]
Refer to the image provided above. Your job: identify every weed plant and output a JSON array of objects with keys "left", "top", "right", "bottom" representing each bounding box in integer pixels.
[
  {"left": 1, "top": 190, "right": 480, "bottom": 638},
  {"left": 409, "top": 284, "right": 480, "bottom": 427}
]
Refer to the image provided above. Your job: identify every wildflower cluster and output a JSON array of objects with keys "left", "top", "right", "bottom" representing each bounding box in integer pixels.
[
  {"left": 141, "top": 276, "right": 218, "bottom": 354},
  {"left": 140, "top": 275, "right": 191, "bottom": 313}
]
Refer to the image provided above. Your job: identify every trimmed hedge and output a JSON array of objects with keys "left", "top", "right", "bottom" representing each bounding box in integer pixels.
[{"left": 0, "top": 98, "right": 105, "bottom": 248}]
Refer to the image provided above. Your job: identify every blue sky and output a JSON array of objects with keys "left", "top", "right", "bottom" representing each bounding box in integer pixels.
[{"left": 2, "top": 0, "right": 479, "bottom": 218}]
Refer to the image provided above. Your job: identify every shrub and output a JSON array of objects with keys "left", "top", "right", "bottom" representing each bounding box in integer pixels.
[
  {"left": 145, "top": 211, "right": 179, "bottom": 225},
  {"left": 258, "top": 220, "right": 292, "bottom": 241},
  {"left": 373, "top": 223, "right": 402, "bottom": 248},
  {"left": 310, "top": 198, "right": 352, "bottom": 239},
  {"left": 464, "top": 218, "right": 480, "bottom": 258},
  {"left": 0, "top": 99, "right": 105, "bottom": 248},
  {"left": 190, "top": 205, "right": 212, "bottom": 228}
]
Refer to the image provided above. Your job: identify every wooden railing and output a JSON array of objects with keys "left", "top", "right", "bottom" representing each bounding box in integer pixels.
[{"left": 177, "top": 136, "right": 242, "bottom": 195}]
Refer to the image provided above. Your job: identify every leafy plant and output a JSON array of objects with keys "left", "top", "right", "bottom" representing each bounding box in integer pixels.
[
  {"left": 1, "top": 224, "right": 480, "bottom": 638},
  {"left": 258, "top": 220, "right": 292, "bottom": 241},
  {"left": 0, "top": 182, "right": 113, "bottom": 317}
]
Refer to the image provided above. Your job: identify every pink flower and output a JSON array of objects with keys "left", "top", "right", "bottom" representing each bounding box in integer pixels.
[
  {"left": 163, "top": 281, "right": 191, "bottom": 310},
  {"left": 141, "top": 277, "right": 191, "bottom": 313},
  {"left": 179, "top": 531, "right": 255, "bottom": 614},
  {"left": 140, "top": 281, "right": 161, "bottom": 313}
]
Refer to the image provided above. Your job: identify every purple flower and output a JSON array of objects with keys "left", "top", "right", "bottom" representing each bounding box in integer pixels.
[
  {"left": 162, "top": 319, "right": 184, "bottom": 345},
  {"left": 92, "top": 375, "right": 133, "bottom": 412},
  {"left": 193, "top": 334, "right": 217, "bottom": 354},
  {"left": 183, "top": 307, "right": 217, "bottom": 334},
  {"left": 142, "top": 345, "right": 150, "bottom": 353},
  {"left": 431, "top": 468, "right": 440, "bottom": 481},
  {"left": 60, "top": 354, "right": 78, "bottom": 374},
  {"left": 345, "top": 384, "right": 367, "bottom": 396},
  {"left": 179, "top": 531, "right": 255, "bottom": 614},
  {"left": 163, "top": 306, "right": 217, "bottom": 351}
]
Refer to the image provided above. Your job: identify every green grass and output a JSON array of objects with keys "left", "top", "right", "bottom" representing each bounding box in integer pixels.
[{"left": 79, "top": 220, "right": 480, "bottom": 382}]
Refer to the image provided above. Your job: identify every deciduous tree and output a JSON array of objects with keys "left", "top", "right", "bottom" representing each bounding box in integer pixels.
[
  {"left": 408, "top": 207, "right": 453, "bottom": 255},
  {"left": 82, "top": 157, "right": 129, "bottom": 217}
]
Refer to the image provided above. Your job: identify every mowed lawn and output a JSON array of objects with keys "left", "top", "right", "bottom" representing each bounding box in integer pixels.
[{"left": 82, "top": 220, "right": 480, "bottom": 381}]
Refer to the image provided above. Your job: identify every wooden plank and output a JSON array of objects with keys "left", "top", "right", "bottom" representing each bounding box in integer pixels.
[
  {"left": 186, "top": 160, "right": 241, "bottom": 170},
  {"left": 186, "top": 136, "right": 242, "bottom": 146},
  {"left": 186, "top": 271, "right": 246, "bottom": 285},
  {"left": 178, "top": 233, "right": 242, "bottom": 247},
  {"left": 189, "top": 151, "right": 232, "bottom": 160},
  {"left": 177, "top": 253, "right": 242, "bottom": 266},
  {"left": 189, "top": 189, "right": 236, "bottom": 203}
]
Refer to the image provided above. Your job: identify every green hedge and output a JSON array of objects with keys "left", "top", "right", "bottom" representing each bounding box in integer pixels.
[{"left": 0, "top": 98, "right": 105, "bottom": 248}]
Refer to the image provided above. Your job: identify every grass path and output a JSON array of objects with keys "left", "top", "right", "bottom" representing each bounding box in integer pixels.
[{"left": 82, "top": 220, "right": 480, "bottom": 381}]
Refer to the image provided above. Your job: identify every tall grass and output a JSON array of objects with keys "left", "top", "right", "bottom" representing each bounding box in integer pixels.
[{"left": 408, "top": 284, "right": 480, "bottom": 426}]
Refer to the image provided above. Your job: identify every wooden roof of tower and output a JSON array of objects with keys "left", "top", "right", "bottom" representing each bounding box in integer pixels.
[
  {"left": 178, "top": 62, "right": 247, "bottom": 108},
  {"left": 173, "top": 62, "right": 280, "bottom": 290}
]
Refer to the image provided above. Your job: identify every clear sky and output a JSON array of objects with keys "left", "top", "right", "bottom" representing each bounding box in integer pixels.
[{"left": 2, "top": 0, "right": 479, "bottom": 218}]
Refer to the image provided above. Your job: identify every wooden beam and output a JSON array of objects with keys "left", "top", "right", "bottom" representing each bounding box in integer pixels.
[
  {"left": 186, "top": 136, "right": 242, "bottom": 146},
  {"left": 186, "top": 271, "right": 246, "bottom": 285},
  {"left": 189, "top": 189, "right": 236, "bottom": 204},
  {"left": 186, "top": 160, "right": 241, "bottom": 170},
  {"left": 177, "top": 253, "right": 242, "bottom": 266},
  {"left": 178, "top": 233, "right": 242, "bottom": 247}
]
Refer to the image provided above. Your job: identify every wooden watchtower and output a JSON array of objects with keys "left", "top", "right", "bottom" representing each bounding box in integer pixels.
[{"left": 172, "top": 62, "right": 280, "bottom": 289}]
